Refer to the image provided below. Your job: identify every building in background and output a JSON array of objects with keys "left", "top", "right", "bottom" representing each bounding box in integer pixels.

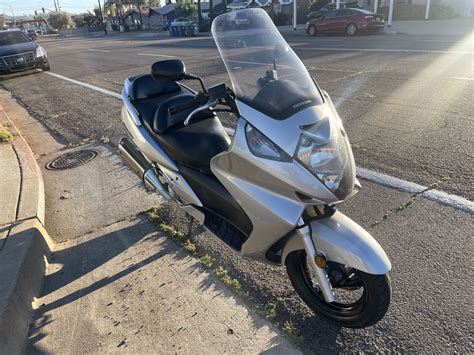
[
  {"left": 362, "top": 0, "right": 473, "bottom": 17},
  {"left": 148, "top": 4, "right": 177, "bottom": 29}
]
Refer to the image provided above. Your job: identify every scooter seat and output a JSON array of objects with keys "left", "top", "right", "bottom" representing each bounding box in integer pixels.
[{"left": 154, "top": 116, "right": 231, "bottom": 173}]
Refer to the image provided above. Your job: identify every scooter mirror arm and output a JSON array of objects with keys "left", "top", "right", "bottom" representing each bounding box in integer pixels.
[
  {"left": 183, "top": 73, "right": 207, "bottom": 94},
  {"left": 183, "top": 98, "right": 218, "bottom": 127}
]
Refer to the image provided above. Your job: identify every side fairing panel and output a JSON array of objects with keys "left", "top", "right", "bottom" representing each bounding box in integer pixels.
[{"left": 211, "top": 118, "right": 335, "bottom": 259}]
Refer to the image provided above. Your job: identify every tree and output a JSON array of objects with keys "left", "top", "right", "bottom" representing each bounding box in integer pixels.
[
  {"left": 73, "top": 11, "right": 102, "bottom": 28},
  {"left": 175, "top": 0, "right": 197, "bottom": 19},
  {"left": 48, "top": 11, "right": 73, "bottom": 31},
  {"left": 308, "top": 0, "right": 330, "bottom": 12},
  {"left": 0, "top": 14, "right": 5, "bottom": 29}
]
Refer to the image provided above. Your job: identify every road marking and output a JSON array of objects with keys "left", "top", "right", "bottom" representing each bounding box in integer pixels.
[
  {"left": 418, "top": 39, "right": 460, "bottom": 43},
  {"left": 87, "top": 48, "right": 111, "bottom": 53},
  {"left": 295, "top": 47, "right": 473, "bottom": 55},
  {"left": 452, "top": 77, "right": 474, "bottom": 81},
  {"left": 357, "top": 168, "right": 473, "bottom": 213},
  {"left": 137, "top": 53, "right": 176, "bottom": 58},
  {"left": 43, "top": 71, "right": 473, "bottom": 213},
  {"left": 45, "top": 72, "right": 122, "bottom": 99}
]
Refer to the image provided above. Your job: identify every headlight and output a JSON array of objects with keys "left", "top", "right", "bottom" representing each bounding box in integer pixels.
[
  {"left": 295, "top": 116, "right": 354, "bottom": 199},
  {"left": 245, "top": 123, "right": 291, "bottom": 162},
  {"left": 35, "top": 46, "right": 46, "bottom": 58}
]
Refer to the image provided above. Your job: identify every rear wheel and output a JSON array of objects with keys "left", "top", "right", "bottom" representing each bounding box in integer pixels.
[
  {"left": 307, "top": 25, "right": 317, "bottom": 37},
  {"left": 286, "top": 250, "right": 391, "bottom": 328},
  {"left": 346, "top": 23, "right": 357, "bottom": 36}
]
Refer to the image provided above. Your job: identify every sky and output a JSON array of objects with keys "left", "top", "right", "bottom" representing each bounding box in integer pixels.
[{"left": 1, "top": 0, "right": 107, "bottom": 17}]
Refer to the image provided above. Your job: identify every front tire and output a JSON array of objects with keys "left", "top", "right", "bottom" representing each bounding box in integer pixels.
[
  {"left": 286, "top": 250, "right": 391, "bottom": 328},
  {"left": 346, "top": 23, "right": 357, "bottom": 36}
]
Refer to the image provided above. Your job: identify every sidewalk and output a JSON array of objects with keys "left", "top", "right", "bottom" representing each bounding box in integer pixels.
[
  {"left": 0, "top": 89, "right": 299, "bottom": 353},
  {"left": 389, "top": 18, "right": 473, "bottom": 36},
  {"left": 0, "top": 93, "right": 53, "bottom": 353}
]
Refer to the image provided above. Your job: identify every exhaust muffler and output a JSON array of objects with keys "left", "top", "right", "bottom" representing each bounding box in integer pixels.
[{"left": 118, "top": 137, "right": 170, "bottom": 200}]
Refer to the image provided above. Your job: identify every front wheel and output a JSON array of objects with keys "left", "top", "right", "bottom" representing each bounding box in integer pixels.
[
  {"left": 346, "top": 23, "right": 358, "bottom": 36},
  {"left": 286, "top": 250, "right": 391, "bottom": 328},
  {"left": 307, "top": 25, "right": 317, "bottom": 37}
]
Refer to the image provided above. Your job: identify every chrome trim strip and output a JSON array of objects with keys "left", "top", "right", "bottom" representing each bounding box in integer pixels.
[
  {"left": 0, "top": 51, "right": 35, "bottom": 59},
  {"left": 121, "top": 88, "right": 142, "bottom": 126}
]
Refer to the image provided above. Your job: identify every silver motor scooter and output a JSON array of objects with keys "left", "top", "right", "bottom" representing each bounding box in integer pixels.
[{"left": 118, "top": 9, "right": 391, "bottom": 328}]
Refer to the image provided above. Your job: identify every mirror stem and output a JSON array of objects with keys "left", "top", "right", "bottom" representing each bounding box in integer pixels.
[{"left": 185, "top": 73, "right": 207, "bottom": 94}]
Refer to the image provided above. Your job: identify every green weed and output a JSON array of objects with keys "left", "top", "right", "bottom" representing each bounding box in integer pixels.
[
  {"left": 199, "top": 254, "right": 214, "bottom": 269},
  {"left": 263, "top": 303, "right": 277, "bottom": 319},
  {"left": 282, "top": 320, "right": 296, "bottom": 336},
  {"left": 0, "top": 126, "right": 13, "bottom": 143}
]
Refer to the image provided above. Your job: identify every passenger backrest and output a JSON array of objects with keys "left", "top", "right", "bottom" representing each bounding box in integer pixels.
[{"left": 129, "top": 74, "right": 181, "bottom": 101}]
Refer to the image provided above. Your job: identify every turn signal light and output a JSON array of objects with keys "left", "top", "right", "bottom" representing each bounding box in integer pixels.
[{"left": 315, "top": 254, "right": 327, "bottom": 268}]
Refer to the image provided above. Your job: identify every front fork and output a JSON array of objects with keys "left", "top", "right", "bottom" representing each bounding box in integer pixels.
[{"left": 296, "top": 218, "right": 336, "bottom": 303}]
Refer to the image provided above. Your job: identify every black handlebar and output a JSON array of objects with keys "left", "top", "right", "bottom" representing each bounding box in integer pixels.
[
  {"left": 168, "top": 96, "right": 202, "bottom": 115},
  {"left": 168, "top": 84, "right": 235, "bottom": 116}
]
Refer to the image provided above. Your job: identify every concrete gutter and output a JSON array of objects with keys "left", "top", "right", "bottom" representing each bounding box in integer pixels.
[{"left": 0, "top": 101, "right": 53, "bottom": 354}]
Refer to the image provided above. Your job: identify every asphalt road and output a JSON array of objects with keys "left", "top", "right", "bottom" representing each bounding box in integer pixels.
[
  {"left": 2, "top": 31, "right": 472, "bottom": 199},
  {"left": 1, "top": 30, "right": 472, "bottom": 353}
]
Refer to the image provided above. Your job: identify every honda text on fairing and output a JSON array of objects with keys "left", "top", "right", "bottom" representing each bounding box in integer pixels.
[{"left": 118, "top": 9, "right": 391, "bottom": 328}]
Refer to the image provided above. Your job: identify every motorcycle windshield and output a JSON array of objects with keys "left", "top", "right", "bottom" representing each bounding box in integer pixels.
[{"left": 212, "top": 9, "right": 323, "bottom": 120}]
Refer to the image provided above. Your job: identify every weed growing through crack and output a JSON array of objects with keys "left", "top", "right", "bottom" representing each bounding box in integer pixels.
[
  {"left": 282, "top": 320, "right": 296, "bottom": 336},
  {"left": 100, "top": 135, "right": 110, "bottom": 144},
  {"left": 214, "top": 266, "right": 241, "bottom": 293},
  {"left": 262, "top": 303, "right": 277, "bottom": 319},
  {"left": 0, "top": 126, "right": 13, "bottom": 143},
  {"left": 199, "top": 254, "right": 214, "bottom": 269}
]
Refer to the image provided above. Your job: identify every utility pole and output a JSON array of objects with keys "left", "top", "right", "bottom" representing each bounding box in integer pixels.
[
  {"left": 209, "top": 0, "right": 214, "bottom": 20},
  {"left": 374, "top": 0, "right": 378, "bottom": 13},
  {"left": 53, "top": 0, "right": 58, "bottom": 12},
  {"left": 336, "top": 0, "right": 341, "bottom": 10},
  {"left": 293, "top": 0, "right": 297, "bottom": 30},
  {"left": 56, "top": 0, "right": 61, "bottom": 12},
  {"left": 387, "top": 0, "right": 394, "bottom": 27},
  {"left": 98, "top": 0, "right": 105, "bottom": 22},
  {"left": 197, "top": 0, "right": 202, "bottom": 28},
  {"left": 425, "top": 0, "right": 431, "bottom": 20}
]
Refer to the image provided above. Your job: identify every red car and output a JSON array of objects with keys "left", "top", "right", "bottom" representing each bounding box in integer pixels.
[{"left": 306, "top": 8, "right": 384, "bottom": 36}]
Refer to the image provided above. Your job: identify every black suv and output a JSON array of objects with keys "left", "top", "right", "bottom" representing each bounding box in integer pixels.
[{"left": 0, "top": 29, "right": 50, "bottom": 75}]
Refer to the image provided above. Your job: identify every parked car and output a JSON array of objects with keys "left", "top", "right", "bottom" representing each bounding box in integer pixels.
[
  {"left": 306, "top": 8, "right": 384, "bottom": 36},
  {"left": 0, "top": 29, "right": 50, "bottom": 74},
  {"left": 26, "top": 29, "right": 38, "bottom": 40},
  {"left": 306, "top": 1, "right": 362, "bottom": 20}
]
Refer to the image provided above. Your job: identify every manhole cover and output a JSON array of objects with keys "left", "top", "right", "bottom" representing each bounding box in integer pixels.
[{"left": 46, "top": 149, "right": 98, "bottom": 171}]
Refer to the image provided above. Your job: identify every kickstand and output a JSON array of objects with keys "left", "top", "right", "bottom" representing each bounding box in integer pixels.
[{"left": 186, "top": 213, "right": 195, "bottom": 238}]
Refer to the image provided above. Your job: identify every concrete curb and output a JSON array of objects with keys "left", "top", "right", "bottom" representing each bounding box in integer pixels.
[{"left": 0, "top": 104, "right": 53, "bottom": 354}]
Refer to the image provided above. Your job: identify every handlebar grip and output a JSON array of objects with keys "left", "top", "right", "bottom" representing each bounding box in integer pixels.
[{"left": 169, "top": 97, "right": 200, "bottom": 115}]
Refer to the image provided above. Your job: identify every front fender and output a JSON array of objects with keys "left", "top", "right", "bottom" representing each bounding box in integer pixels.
[{"left": 281, "top": 211, "right": 391, "bottom": 275}]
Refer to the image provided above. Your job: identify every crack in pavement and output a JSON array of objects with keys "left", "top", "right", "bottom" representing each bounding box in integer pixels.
[{"left": 370, "top": 183, "right": 437, "bottom": 228}]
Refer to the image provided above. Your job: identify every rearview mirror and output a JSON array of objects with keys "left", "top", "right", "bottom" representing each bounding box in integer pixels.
[{"left": 151, "top": 59, "right": 186, "bottom": 81}]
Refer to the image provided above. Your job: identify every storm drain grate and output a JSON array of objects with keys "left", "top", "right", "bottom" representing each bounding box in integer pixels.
[{"left": 46, "top": 149, "right": 98, "bottom": 171}]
